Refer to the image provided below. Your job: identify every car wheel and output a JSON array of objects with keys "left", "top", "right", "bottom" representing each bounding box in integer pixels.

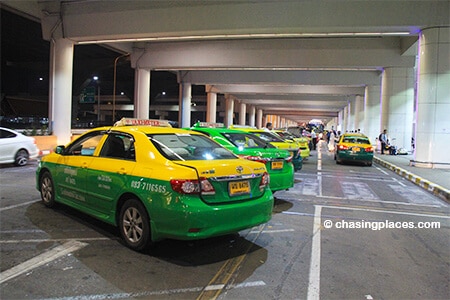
[
  {"left": 367, "top": 161, "right": 373, "bottom": 166},
  {"left": 119, "top": 199, "right": 152, "bottom": 251},
  {"left": 40, "top": 171, "right": 56, "bottom": 207},
  {"left": 14, "top": 149, "right": 29, "bottom": 166}
]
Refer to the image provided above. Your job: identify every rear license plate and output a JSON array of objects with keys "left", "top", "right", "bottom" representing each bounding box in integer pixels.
[
  {"left": 352, "top": 147, "right": 361, "bottom": 153},
  {"left": 271, "top": 161, "right": 283, "bottom": 169},
  {"left": 229, "top": 180, "right": 250, "bottom": 196}
]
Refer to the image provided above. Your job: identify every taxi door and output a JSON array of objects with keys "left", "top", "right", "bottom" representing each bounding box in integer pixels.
[
  {"left": 53, "top": 131, "right": 106, "bottom": 210},
  {"left": 86, "top": 132, "right": 136, "bottom": 217}
]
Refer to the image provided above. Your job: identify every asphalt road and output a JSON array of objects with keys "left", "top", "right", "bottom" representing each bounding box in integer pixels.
[{"left": 1, "top": 140, "right": 449, "bottom": 300}]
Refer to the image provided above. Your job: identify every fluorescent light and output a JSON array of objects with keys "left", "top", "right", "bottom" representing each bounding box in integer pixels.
[{"left": 77, "top": 31, "right": 412, "bottom": 45}]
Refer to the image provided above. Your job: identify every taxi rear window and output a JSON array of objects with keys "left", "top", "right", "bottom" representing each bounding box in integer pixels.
[
  {"left": 149, "top": 133, "right": 236, "bottom": 161},
  {"left": 343, "top": 137, "right": 370, "bottom": 144}
]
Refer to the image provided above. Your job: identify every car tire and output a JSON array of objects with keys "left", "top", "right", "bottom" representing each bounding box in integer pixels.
[
  {"left": 14, "top": 149, "right": 29, "bottom": 166},
  {"left": 40, "top": 171, "right": 56, "bottom": 207},
  {"left": 367, "top": 161, "right": 373, "bottom": 166},
  {"left": 119, "top": 199, "right": 152, "bottom": 251}
]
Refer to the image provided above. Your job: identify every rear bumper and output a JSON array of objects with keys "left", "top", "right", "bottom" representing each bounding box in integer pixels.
[
  {"left": 337, "top": 151, "right": 373, "bottom": 163},
  {"left": 149, "top": 189, "right": 274, "bottom": 241}
]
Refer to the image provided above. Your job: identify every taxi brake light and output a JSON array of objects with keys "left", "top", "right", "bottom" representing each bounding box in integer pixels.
[
  {"left": 259, "top": 172, "right": 270, "bottom": 188},
  {"left": 170, "top": 178, "right": 215, "bottom": 195},
  {"left": 284, "top": 153, "right": 293, "bottom": 163},
  {"left": 338, "top": 145, "right": 348, "bottom": 150},
  {"left": 365, "top": 146, "right": 374, "bottom": 152},
  {"left": 238, "top": 155, "right": 267, "bottom": 164}
]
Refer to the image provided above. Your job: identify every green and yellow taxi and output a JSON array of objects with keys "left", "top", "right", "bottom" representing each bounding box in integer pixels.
[
  {"left": 36, "top": 118, "right": 273, "bottom": 251},
  {"left": 273, "top": 130, "right": 310, "bottom": 159},
  {"left": 335, "top": 132, "right": 374, "bottom": 166},
  {"left": 229, "top": 125, "right": 303, "bottom": 171},
  {"left": 189, "top": 122, "right": 294, "bottom": 192}
]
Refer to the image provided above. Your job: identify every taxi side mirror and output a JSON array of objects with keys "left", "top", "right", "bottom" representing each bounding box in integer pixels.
[{"left": 55, "top": 145, "right": 65, "bottom": 154}]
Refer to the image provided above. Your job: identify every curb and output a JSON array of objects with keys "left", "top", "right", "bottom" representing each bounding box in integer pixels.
[{"left": 374, "top": 157, "right": 450, "bottom": 203}]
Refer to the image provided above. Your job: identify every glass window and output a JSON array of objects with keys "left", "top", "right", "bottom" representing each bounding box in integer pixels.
[
  {"left": 65, "top": 131, "right": 105, "bottom": 156},
  {"left": 150, "top": 133, "right": 236, "bottom": 161},
  {"left": 223, "top": 132, "right": 272, "bottom": 148},
  {"left": 100, "top": 133, "right": 135, "bottom": 160}
]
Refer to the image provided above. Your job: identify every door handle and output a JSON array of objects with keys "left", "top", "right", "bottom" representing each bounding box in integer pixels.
[{"left": 118, "top": 168, "right": 127, "bottom": 175}]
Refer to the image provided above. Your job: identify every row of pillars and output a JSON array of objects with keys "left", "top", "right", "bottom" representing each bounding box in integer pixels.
[{"left": 49, "top": 27, "right": 449, "bottom": 168}]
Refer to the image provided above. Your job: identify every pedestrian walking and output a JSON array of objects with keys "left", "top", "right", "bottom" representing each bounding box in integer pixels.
[{"left": 379, "top": 129, "right": 388, "bottom": 154}]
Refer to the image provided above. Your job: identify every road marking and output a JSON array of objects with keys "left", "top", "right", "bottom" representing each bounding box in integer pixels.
[
  {"left": 0, "top": 199, "right": 40, "bottom": 212},
  {"left": 0, "top": 237, "right": 110, "bottom": 244},
  {"left": 0, "top": 240, "right": 88, "bottom": 284},
  {"left": 37, "top": 281, "right": 266, "bottom": 299},
  {"left": 341, "top": 181, "right": 379, "bottom": 200},
  {"left": 321, "top": 205, "right": 450, "bottom": 219},
  {"left": 316, "top": 195, "right": 444, "bottom": 208},
  {"left": 196, "top": 225, "right": 266, "bottom": 300},
  {"left": 249, "top": 228, "right": 295, "bottom": 234},
  {"left": 375, "top": 166, "right": 389, "bottom": 175},
  {"left": 392, "top": 177, "right": 406, "bottom": 187},
  {"left": 307, "top": 205, "right": 322, "bottom": 300}
]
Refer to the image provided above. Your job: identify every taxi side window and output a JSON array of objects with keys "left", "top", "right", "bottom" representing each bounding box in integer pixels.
[
  {"left": 66, "top": 132, "right": 105, "bottom": 156},
  {"left": 100, "top": 133, "right": 135, "bottom": 160}
]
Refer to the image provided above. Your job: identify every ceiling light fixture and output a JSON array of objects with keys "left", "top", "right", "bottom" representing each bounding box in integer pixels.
[{"left": 77, "top": 31, "right": 412, "bottom": 45}]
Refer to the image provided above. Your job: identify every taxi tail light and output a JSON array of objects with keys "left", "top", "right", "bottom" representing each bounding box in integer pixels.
[
  {"left": 170, "top": 178, "right": 215, "bottom": 195},
  {"left": 238, "top": 155, "right": 267, "bottom": 164},
  {"left": 365, "top": 146, "right": 374, "bottom": 153},
  {"left": 284, "top": 154, "right": 293, "bottom": 163},
  {"left": 338, "top": 145, "right": 348, "bottom": 150},
  {"left": 259, "top": 172, "right": 270, "bottom": 188}
]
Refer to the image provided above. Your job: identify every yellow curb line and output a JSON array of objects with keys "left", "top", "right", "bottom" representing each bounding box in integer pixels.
[{"left": 374, "top": 157, "right": 450, "bottom": 203}]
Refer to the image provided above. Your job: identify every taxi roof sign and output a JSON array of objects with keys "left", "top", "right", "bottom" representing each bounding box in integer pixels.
[
  {"left": 193, "top": 121, "right": 225, "bottom": 128},
  {"left": 114, "top": 118, "right": 172, "bottom": 127}
]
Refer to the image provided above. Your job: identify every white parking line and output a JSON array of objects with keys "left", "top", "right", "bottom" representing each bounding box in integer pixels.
[
  {"left": 0, "top": 199, "right": 40, "bottom": 212},
  {"left": 0, "top": 240, "right": 88, "bottom": 284},
  {"left": 307, "top": 205, "right": 322, "bottom": 300},
  {"left": 39, "top": 281, "right": 267, "bottom": 299}
]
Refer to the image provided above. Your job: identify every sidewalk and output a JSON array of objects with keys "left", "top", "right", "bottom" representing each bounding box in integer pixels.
[{"left": 373, "top": 153, "right": 450, "bottom": 203}]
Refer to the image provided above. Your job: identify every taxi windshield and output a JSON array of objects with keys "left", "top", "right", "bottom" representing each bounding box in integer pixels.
[
  {"left": 149, "top": 133, "right": 237, "bottom": 161},
  {"left": 222, "top": 132, "right": 273, "bottom": 149}
]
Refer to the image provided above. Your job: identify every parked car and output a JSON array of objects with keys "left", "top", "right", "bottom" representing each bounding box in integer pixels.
[
  {"left": 335, "top": 133, "right": 373, "bottom": 166},
  {"left": 0, "top": 127, "right": 40, "bottom": 166},
  {"left": 36, "top": 118, "right": 273, "bottom": 251},
  {"left": 189, "top": 122, "right": 294, "bottom": 192},
  {"left": 273, "top": 130, "right": 310, "bottom": 159},
  {"left": 229, "top": 125, "right": 303, "bottom": 171}
]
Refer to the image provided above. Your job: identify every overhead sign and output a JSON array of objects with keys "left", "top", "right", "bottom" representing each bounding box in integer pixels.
[{"left": 80, "top": 86, "right": 96, "bottom": 103}]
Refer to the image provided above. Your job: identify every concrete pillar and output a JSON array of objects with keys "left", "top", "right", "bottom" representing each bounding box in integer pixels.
[
  {"left": 206, "top": 92, "right": 217, "bottom": 123},
  {"left": 413, "top": 27, "right": 450, "bottom": 168},
  {"left": 347, "top": 99, "right": 354, "bottom": 132},
  {"left": 381, "top": 67, "right": 414, "bottom": 150},
  {"left": 256, "top": 109, "right": 263, "bottom": 129},
  {"left": 364, "top": 85, "right": 382, "bottom": 144},
  {"left": 179, "top": 83, "right": 192, "bottom": 128},
  {"left": 225, "top": 95, "right": 234, "bottom": 127},
  {"left": 354, "top": 95, "right": 364, "bottom": 132},
  {"left": 134, "top": 68, "right": 150, "bottom": 119},
  {"left": 343, "top": 105, "right": 349, "bottom": 132},
  {"left": 337, "top": 110, "right": 343, "bottom": 133},
  {"left": 50, "top": 38, "right": 74, "bottom": 145},
  {"left": 239, "top": 102, "right": 246, "bottom": 125},
  {"left": 249, "top": 106, "right": 256, "bottom": 127}
]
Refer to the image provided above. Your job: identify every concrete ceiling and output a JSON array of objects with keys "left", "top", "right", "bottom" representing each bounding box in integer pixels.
[{"left": 2, "top": 0, "right": 449, "bottom": 125}]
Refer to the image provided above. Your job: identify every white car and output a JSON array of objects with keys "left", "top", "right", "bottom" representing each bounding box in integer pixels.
[{"left": 0, "top": 127, "right": 40, "bottom": 166}]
